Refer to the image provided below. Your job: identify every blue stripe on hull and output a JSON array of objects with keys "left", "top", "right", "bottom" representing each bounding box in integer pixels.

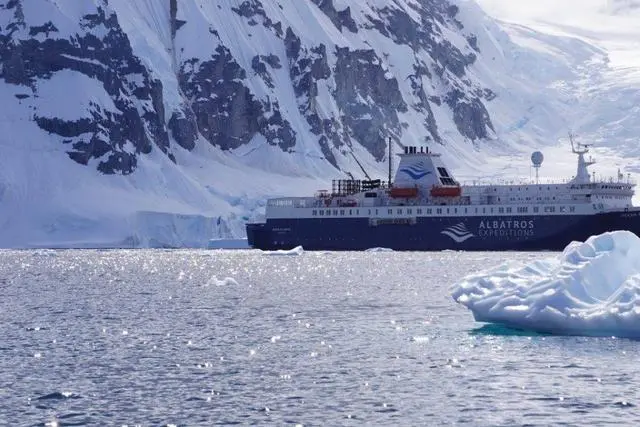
[{"left": 247, "top": 212, "right": 640, "bottom": 251}]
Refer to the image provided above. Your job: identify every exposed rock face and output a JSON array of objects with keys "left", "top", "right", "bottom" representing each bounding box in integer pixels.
[
  {"left": 0, "top": 0, "right": 496, "bottom": 175},
  {"left": 0, "top": 2, "right": 172, "bottom": 174}
]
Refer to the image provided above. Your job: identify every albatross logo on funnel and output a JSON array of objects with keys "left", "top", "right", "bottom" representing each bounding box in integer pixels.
[
  {"left": 400, "top": 161, "right": 431, "bottom": 180},
  {"left": 441, "top": 223, "right": 474, "bottom": 243}
]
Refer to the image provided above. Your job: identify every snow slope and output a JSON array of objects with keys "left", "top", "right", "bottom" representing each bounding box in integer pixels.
[
  {"left": 475, "top": 0, "right": 640, "bottom": 178},
  {"left": 0, "top": 0, "right": 639, "bottom": 247}
]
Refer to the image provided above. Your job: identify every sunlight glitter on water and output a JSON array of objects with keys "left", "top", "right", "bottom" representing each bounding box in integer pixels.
[{"left": 1, "top": 249, "right": 639, "bottom": 425}]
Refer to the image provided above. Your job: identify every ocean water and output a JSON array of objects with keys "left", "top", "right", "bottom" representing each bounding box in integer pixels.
[{"left": 1, "top": 249, "right": 639, "bottom": 426}]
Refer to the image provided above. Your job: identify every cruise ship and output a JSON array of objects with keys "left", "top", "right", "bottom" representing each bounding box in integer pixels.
[{"left": 246, "top": 138, "right": 639, "bottom": 251}]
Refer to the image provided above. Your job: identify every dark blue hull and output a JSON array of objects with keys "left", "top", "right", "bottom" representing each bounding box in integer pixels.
[{"left": 246, "top": 211, "right": 640, "bottom": 251}]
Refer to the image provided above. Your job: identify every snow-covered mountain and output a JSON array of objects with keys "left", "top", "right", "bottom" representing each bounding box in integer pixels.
[{"left": 0, "top": 0, "right": 638, "bottom": 247}]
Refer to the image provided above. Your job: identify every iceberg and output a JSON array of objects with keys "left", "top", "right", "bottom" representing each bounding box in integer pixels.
[{"left": 451, "top": 231, "right": 640, "bottom": 338}]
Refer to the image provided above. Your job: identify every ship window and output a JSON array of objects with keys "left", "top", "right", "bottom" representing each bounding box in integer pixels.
[
  {"left": 436, "top": 208, "right": 442, "bottom": 214},
  {"left": 506, "top": 207, "right": 512, "bottom": 213},
  {"left": 333, "top": 210, "right": 338, "bottom": 215},
  {"left": 426, "top": 209, "right": 432, "bottom": 214},
  {"left": 365, "top": 192, "right": 377, "bottom": 198},
  {"left": 475, "top": 208, "right": 478, "bottom": 213},
  {"left": 560, "top": 206, "right": 566, "bottom": 212},
  {"left": 349, "top": 209, "right": 353, "bottom": 215},
  {"left": 533, "top": 207, "right": 539, "bottom": 213},
  {"left": 417, "top": 209, "right": 422, "bottom": 214},
  {"left": 319, "top": 210, "right": 324, "bottom": 216},
  {"left": 454, "top": 208, "right": 458, "bottom": 214},
  {"left": 326, "top": 210, "right": 331, "bottom": 215},
  {"left": 498, "top": 207, "right": 504, "bottom": 213},
  {"left": 483, "top": 208, "right": 486, "bottom": 213},
  {"left": 376, "top": 209, "right": 379, "bottom": 215},
  {"left": 312, "top": 210, "right": 317, "bottom": 216},
  {"left": 388, "top": 209, "right": 393, "bottom": 215},
  {"left": 356, "top": 209, "right": 360, "bottom": 215},
  {"left": 368, "top": 209, "right": 372, "bottom": 215},
  {"left": 340, "top": 210, "right": 345, "bottom": 215},
  {"left": 446, "top": 208, "right": 450, "bottom": 214},
  {"left": 407, "top": 209, "right": 413, "bottom": 214},
  {"left": 397, "top": 209, "right": 403, "bottom": 214},
  {"left": 464, "top": 208, "right": 468, "bottom": 214},
  {"left": 570, "top": 206, "right": 575, "bottom": 212}
]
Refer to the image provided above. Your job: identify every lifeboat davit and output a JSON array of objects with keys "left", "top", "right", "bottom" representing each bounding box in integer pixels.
[
  {"left": 389, "top": 187, "right": 419, "bottom": 198},
  {"left": 430, "top": 185, "right": 461, "bottom": 197}
]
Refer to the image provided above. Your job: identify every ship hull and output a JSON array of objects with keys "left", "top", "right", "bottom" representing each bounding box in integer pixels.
[{"left": 246, "top": 210, "right": 640, "bottom": 251}]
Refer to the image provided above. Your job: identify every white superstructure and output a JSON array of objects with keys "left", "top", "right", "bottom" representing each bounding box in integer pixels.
[{"left": 265, "top": 142, "right": 635, "bottom": 220}]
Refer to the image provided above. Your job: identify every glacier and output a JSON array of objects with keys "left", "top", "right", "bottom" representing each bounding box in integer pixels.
[
  {"left": 451, "top": 230, "right": 640, "bottom": 338},
  {"left": 0, "top": 0, "right": 639, "bottom": 247}
]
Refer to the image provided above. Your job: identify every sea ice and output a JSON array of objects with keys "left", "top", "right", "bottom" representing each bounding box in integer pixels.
[
  {"left": 206, "top": 276, "right": 238, "bottom": 286},
  {"left": 262, "top": 246, "right": 304, "bottom": 256},
  {"left": 451, "top": 231, "right": 640, "bottom": 337}
]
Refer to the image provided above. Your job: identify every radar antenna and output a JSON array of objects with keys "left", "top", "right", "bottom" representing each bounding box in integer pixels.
[
  {"left": 569, "top": 132, "right": 590, "bottom": 155},
  {"left": 530, "top": 150, "right": 544, "bottom": 184},
  {"left": 568, "top": 132, "right": 596, "bottom": 184}
]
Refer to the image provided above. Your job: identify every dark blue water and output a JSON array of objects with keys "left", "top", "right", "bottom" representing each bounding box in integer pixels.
[{"left": 1, "top": 249, "right": 639, "bottom": 426}]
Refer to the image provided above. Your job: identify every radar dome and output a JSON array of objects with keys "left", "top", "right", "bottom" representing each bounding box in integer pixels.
[{"left": 531, "top": 151, "right": 544, "bottom": 167}]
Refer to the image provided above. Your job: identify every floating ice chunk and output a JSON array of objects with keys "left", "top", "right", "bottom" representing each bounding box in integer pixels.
[
  {"left": 263, "top": 246, "right": 304, "bottom": 256},
  {"left": 451, "top": 231, "right": 640, "bottom": 338},
  {"left": 365, "top": 247, "right": 394, "bottom": 252},
  {"left": 206, "top": 276, "right": 238, "bottom": 286}
]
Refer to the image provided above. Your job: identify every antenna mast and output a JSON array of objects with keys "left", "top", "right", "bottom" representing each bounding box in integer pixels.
[{"left": 388, "top": 137, "right": 392, "bottom": 186}]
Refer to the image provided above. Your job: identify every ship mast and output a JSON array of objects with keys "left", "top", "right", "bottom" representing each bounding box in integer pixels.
[
  {"left": 569, "top": 132, "right": 595, "bottom": 184},
  {"left": 388, "top": 137, "right": 392, "bottom": 187}
]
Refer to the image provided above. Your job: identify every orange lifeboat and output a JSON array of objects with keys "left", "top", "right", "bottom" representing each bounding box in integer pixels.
[
  {"left": 430, "top": 185, "right": 461, "bottom": 197},
  {"left": 389, "top": 187, "right": 419, "bottom": 198}
]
